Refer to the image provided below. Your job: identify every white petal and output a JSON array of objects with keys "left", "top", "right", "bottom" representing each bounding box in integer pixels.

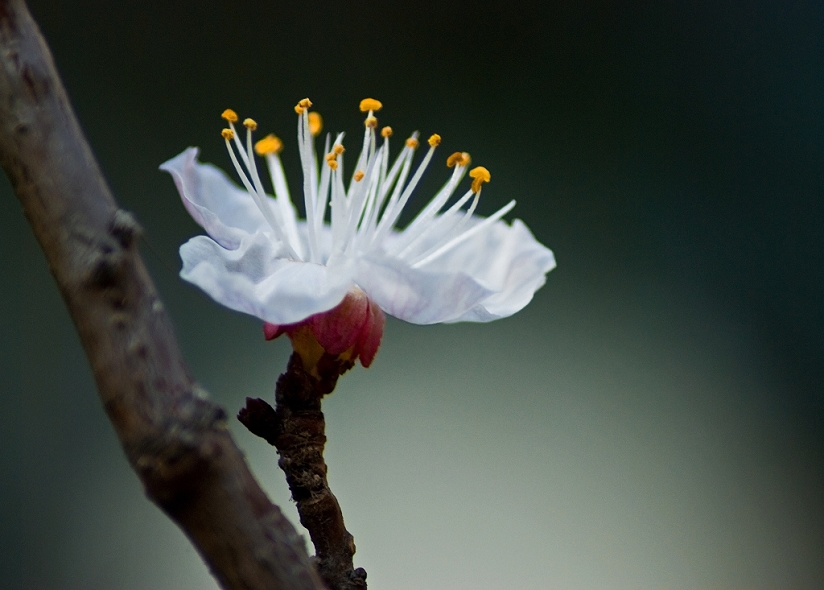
[
  {"left": 370, "top": 216, "right": 554, "bottom": 324},
  {"left": 355, "top": 253, "right": 495, "bottom": 324},
  {"left": 180, "top": 231, "right": 354, "bottom": 325},
  {"left": 161, "top": 148, "right": 267, "bottom": 249},
  {"left": 435, "top": 218, "right": 556, "bottom": 322}
]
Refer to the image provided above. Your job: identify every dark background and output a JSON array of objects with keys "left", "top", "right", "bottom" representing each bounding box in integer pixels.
[{"left": 2, "top": 1, "right": 822, "bottom": 588}]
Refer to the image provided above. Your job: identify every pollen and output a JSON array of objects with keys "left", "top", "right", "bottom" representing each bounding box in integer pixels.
[
  {"left": 308, "top": 112, "right": 323, "bottom": 136},
  {"left": 327, "top": 159, "right": 339, "bottom": 170},
  {"left": 365, "top": 115, "right": 378, "bottom": 128},
  {"left": 381, "top": 126, "right": 393, "bottom": 138},
  {"left": 221, "top": 128, "right": 235, "bottom": 140},
  {"left": 428, "top": 134, "right": 442, "bottom": 147},
  {"left": 243, "top": 118, "right": 258, "bottom": 130},
  {"left": 406, "top": 137, "right": 419, "bottom": 149},
  {"left": 354, "top": 170, "right": 365, "bottom": 182},
  {"left": 254, "top": 134, "right": 283, "bottom": 155},
  {"left": 221, "top": 109, "right": 238, "bottom": 123},
  {"left": 294, "top": 98, "right": 312, "bottom": 115},
  {"left": 325, "top": 152, "right": 337, "bottom": 162},
  {"left": 469, "top": 166, "right": 491, "bottom": 192},
  {"left": 359, "top": 98, "right": 383, "bottom": 112},
  {"left": 333, "top": 144, "right": 345, "bottom": 155},
  {"left": 447, "top": 152, "right": 471, "bottom": 167}
]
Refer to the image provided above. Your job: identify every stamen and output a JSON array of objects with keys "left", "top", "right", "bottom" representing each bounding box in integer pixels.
[
  {"left": 469, "top": 166, "right": 491, "bottom": 193},
  {"left": 428, "top": 134, "right": 441, "bottom": 147},
  {"left": 371, "top": 133, "right": 436, "bottom": 245},
  {"left": 221, "top": 124, "right": 299, "bottom": 260},
  {"left": 308, "top": 112, "right": 323, "bottom": 136},
  {"left": 255, "top": 134, "right": 283, "bottom": 155},
  {"left": 333, "top": 144, "right": 345, "bottom": 155},
  {"left": 354, "top": 170, "right": 365, "bottom": 182},
  {"left": 412, "top": 200, "right": 516, "bottom": 268},
  {"left": 365, "top": 115, "right": 378, "bottom": 128},
  {"left": 221, "top": 109, "right": 238, "bottom": 123},
  {"left": 325, "top": 152, "right": 337, "bottom": 162},
  {"left": 381, "top": 126, "right": 393, "bottom": 138},
  {"left": 328, "top": 159, "right": 339, "bottom": 170},
  {"left": 359, "top": 98, "right": 383, "bottom": 112},
  {"left": 406, "top": 137, "right": 419, "bottom": 149},
  {"left": 243, "top": 118, "right": 257, "bottom": 130},
  {"left": 296, "top": 101, "right": 320, "bottom": 262},
  {"left": 397, "top": 187, "right": 476, "bottom": 260}
]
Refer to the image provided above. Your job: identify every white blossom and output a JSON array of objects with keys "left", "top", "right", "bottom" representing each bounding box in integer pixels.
[{"left": 162, "top": 98, "right": 555, "bottom": 328}]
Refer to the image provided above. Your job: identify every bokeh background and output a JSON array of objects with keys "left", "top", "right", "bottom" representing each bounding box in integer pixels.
[{"left": 2, "top": 1, "right": 823, "bottom": 588}]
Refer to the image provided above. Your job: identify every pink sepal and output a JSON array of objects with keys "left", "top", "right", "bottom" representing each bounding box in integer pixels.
[{"left": 262, "top": 290, "right": 384, "bottom": 367}]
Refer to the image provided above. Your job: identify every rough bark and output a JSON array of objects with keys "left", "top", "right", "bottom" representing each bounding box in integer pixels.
[
  {"left": 0, "top": 1, "right": 326, "bottom": 588},
  {"left": 239, "top": 353, "right": 366, "bottom": 590}
]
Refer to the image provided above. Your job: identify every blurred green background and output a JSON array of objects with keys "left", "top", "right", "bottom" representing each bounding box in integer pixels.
[{"left": 2, "top": 1, "right": 823, "bottom": 588}]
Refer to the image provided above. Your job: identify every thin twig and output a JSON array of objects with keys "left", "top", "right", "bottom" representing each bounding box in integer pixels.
[
  {"left": 0, "top": 1, "right": 326, "bottom": 588},
  {"left": 240, "top": 353, "right": 367, "bottom": 590}
]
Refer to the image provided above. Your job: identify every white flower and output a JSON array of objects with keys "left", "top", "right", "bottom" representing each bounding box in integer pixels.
[{"left": 162, "top": 98, "right": 555, "bottom": 333}]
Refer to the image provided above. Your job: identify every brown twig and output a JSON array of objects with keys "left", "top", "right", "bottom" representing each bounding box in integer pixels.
[
  {"left": 0, "top": 1, "right": 326, "bottom": 588},
  {"left": 239, "top": 353, "right": 366, "bottom": 590}
]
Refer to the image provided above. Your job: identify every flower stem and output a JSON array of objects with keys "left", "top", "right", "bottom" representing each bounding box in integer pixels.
[{"left": 239, "top": 353, "right": 366, "bottom": 590}]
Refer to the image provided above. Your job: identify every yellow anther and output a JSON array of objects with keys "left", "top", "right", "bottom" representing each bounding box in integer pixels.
[
  {"left": 365, "top": 115, "right": 378, "bottom": 128},
  {"left": 469, "top": 166, "right": 491, "bottom": 192},
  {"left": 325, "top": 152, "right": 337, "bottom": 162},
  {"left": 406, "top": 137, "right": 419, "bottom": 149},
  {"left": 243, "top": 118, "right": 257, "bottom": 130},
  {"left": 254, "top": 134, "right": 283, "bottom": 155},
  {"left": 333, "top": 144, "right": 345, "bottom": 155},
  {"left": 308, "top": 112, "right": 323, "bottom": 136},
  {"left": 428, "top": 134, "right": 441, "bottom": 147},
  {"left": 327, "top": 159, "right": 339, "bottom": 170},
  {"left": 221, "top": 109, "right": 238, "bottom": 123},
  {"left": 221, "top": 128, "right": 235, "bottom": 140},
  {"left": 446, "top": 152, "right": 463, "bottom": 167},
  {"left": 354, "top": 170, "right": 365, "bottom": 182},
  {"left": 381, "top": 126, "right": 393, "bottom": 138},
  {"left": 359, "top": 98, "right": 383, "bottom": 112},
  {"left": 294, "top": 98, "right": 312, "bottom": 115},
  {"left": 447, "top": 151, "right": 471, "bottom": 167}
]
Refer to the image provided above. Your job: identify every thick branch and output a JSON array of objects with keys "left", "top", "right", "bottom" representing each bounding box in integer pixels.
[
  {"left": 239, "top": 353, "right": 366, "bottom": 590},
  {"left": 0, "top": 1, "right": 325, "bottom": 588}
]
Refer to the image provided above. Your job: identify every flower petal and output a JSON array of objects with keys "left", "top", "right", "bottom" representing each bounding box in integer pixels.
[
  {"left": 161, "top": 147, "right": 267, "bottom": 249},
  {"left": 180, "top": 232, "right": 354, "bottom": 325},
  {"left": 371, "top": 216, "right": 554, "bottom": 323},
  {"left": 439, "top": 219, "right": 556, "bottom": 322},
  {"left": 355, "top": 253, "right": 495, "bottom": 324}
]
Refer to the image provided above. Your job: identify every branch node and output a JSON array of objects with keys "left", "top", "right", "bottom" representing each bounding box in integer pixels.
[{"left": 110, "top": 208, "right": 142, "bottom": 248}]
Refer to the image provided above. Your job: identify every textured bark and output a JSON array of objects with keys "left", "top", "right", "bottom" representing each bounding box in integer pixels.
[
  {"left": 239, "top": 353, "right": 366, "bottom": 590},
  {"left": 0, "top": 1, "right": 326, "bottom": 588}
]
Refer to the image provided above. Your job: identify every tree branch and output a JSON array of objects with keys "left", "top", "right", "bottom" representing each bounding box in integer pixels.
[
  {"left": 0, "top": 1, "right": 326, "bottom": 588},
  {"left": 239, "top": 353, "right": 367, "bottom": 590}
]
